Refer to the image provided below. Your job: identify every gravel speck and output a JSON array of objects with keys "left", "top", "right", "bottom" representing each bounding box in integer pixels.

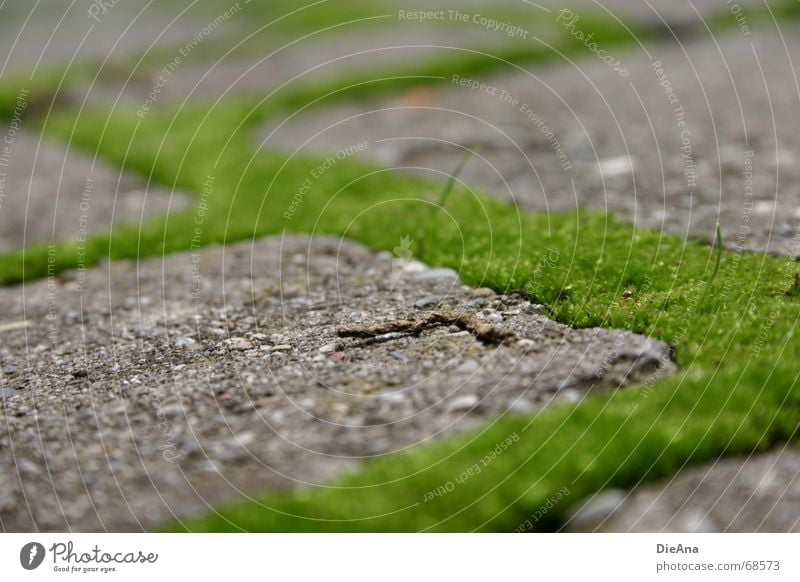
[
  {"left": 454, "top": 360, "right": 481, "bottom": 374},
  {"left": 446, "top": 394, "right": 480, "bottom": 413},
  {"left": 414, "top": 295, "right": 447, "bottom": 309},
  {"left": 224, "top": 338, "right": 253, "bottom": 351},
  {"left": 517, "top": 338, "right": 536, "bottom": 350},
  {"left": 175, "top": 337, "right": 197, "bottom": 348},
  {"left": 414, "top": 268, "right": 460, "bottom": 284},
  {"left": 268, "top": 344, "right": 292, "bottom": 352}
]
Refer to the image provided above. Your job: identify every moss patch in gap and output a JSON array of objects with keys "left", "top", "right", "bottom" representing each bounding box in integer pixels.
[{"left": 0, "top": 65, "right": 92, "bottom": 119}]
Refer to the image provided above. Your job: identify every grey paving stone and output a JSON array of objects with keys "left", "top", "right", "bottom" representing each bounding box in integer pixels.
[
  {"left": 534, "top": 0, "right": 765, "bottom": 28},
  {"left": 566, "top": 448, "right": 800, "bottom": 532},
  {"left": 0, "top": 130, "right": 190, "bottom": 252},
  {"left": 0, "top": 234, "right": 675, "bottom": 531},
  {"left": 32, "top": 0, "right": 760, "bottom": 112},
  {"left": 0, "top": 1, "right": 235, "bottom": 72},
  {"left": 258, "top": 23, "right": 800, "bottom": 256}
]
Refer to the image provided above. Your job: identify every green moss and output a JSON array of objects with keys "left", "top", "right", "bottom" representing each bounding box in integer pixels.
[
  {"left": 2, "top": 0, "right": 800, "bottom": 533},
  {"left": 0, "top": 65, "right": 90, "bottom": 120},
  {"left": 28, "top": 83, "right": 800, "bottom": 532}
]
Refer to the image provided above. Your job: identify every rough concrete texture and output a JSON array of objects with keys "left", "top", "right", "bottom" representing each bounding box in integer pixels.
[
  {"left": 259, "top": 23, "right": 800, "bottom": 256},
  {"left": 99, "top": 26, "right": 552, "bottom": 112},
  {"left": 72, "top": 8, "right": 559, "bottom": 112},
  {"left": 0, "top": 1, "right": 237, "bottom": 73},
  {"left": 10, "top": 0, "right": 761, "bottom": 114},
  {"left": 0, "top": 235, "right": 675, "bottom": 531},
  {"left": 0, "top": 130, "right": 190, "bottom": 252},
  {"left": 565, "top": 448, "right": 800, "bottom": 532},
  {"left": 540, "top": 0, "right": 766, "bottom": 27}
]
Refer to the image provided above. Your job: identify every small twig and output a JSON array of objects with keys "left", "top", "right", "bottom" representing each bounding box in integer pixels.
[
  {"left": 709, "top": 223, "right": 723, "bottom": 287},
  {"left": 437, "top": 146, "right": 479, "bottom": 209},
  {"left": 700, "top": 223, "right": 723, "bottom": 303},
  {"left": 420, "top": 147, "right": 479, "bottom": 256},
  {"left": 338, "top": 310, "right": 515, "bottom": 345}
]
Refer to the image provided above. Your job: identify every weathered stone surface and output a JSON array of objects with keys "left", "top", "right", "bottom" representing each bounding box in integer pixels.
[
  {"left": 0, "top": 234, "right": 675, "bottom": 531},
  {"left": 0, "top": 130, "right": 189, "bottom": 252},
  {"left": 3, "top": 0, "right": 756, "bottom": 113},
  {"left": 566, "top": 448, "right": 800, "bottom": 532},
  {"left": 259, "top": 23, "right": 800, "bottom": 256},
  {"left": 0, "top": 1, "right": 231, "bottom": 71}
]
